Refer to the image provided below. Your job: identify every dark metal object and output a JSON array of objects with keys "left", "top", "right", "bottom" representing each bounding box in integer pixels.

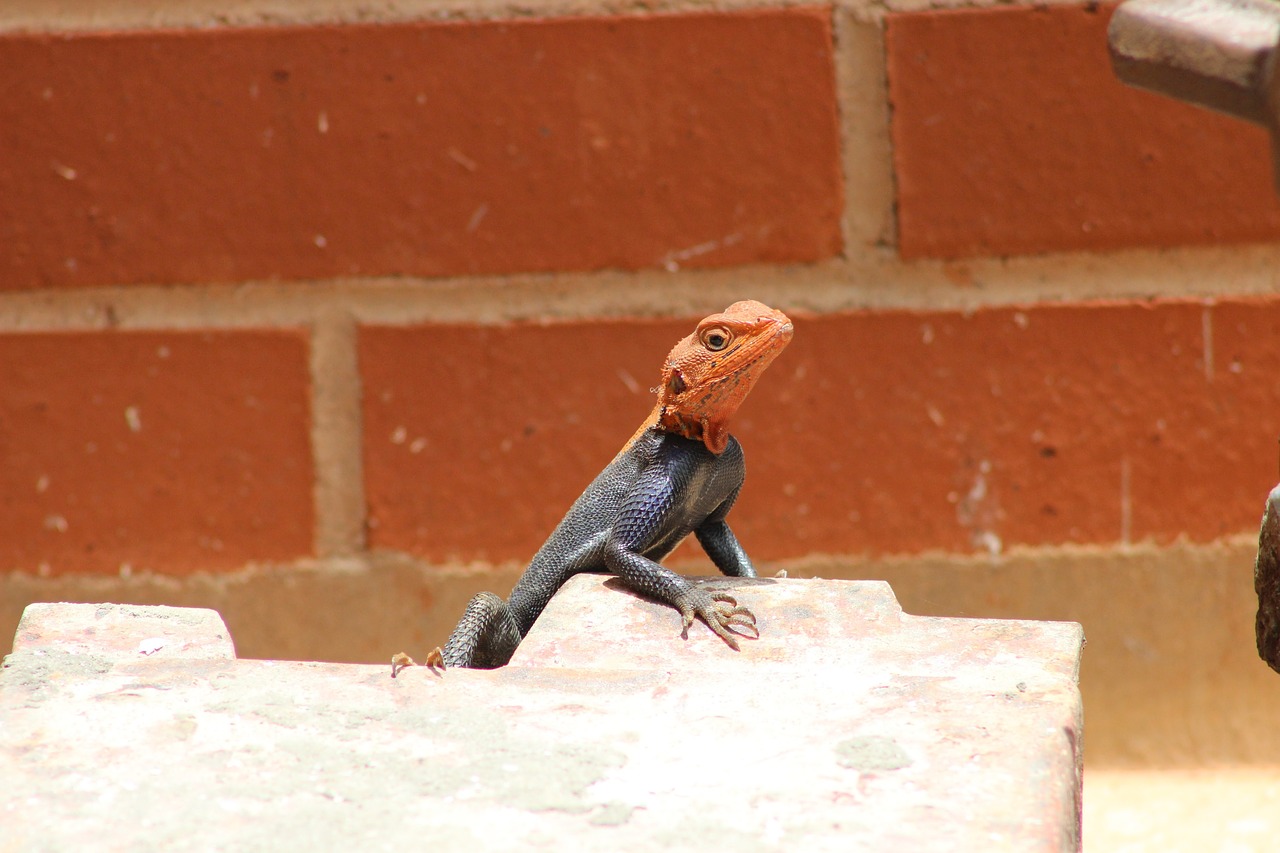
[
  {"left": 1256, "top": 486, "right": 1280, "bottom": 673},
  {"left": 1108, "top": 0, "right": 1280, "bottom": 188}
]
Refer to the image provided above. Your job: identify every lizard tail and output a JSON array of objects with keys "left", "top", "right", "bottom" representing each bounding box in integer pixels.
[{"left": 440, "top": 591, "right": 524, "bottom": 669}]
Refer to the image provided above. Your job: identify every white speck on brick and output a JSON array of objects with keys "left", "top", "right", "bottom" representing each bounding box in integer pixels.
[
  {"left": 975, "top": 530, "right": 1002, "bottom": 556},
  {"left": 409, "top": 438, "right": 427, "bottom": 454},
  {"left": 125, "top": 406, "right": 142, "bottom": 433},
  {"left": 157, "top": 345, "right": 171, "bottom": 359},
  {"left": 660, "top": 232, "right": 744, "bottom": 272},
  {"left": 43, "top": 514, "right": 69, "bottom": 533},
  {"left": 198, "top": 536, "right": 225, "bottom": 552},
  {"left": 615, "top": 368, "right": 640, "bottom": 395},
  {"left": 1013, "top": 312, "right": 1029, "bottom": 329},
  {"left": 448, "top": 147, "right": 478, "bottom": 172},
  {"left": 921, "top": 323, "right": 935, "bottom": 345},
  {"left": 51, "top": 161, "right": 77, "bottom": 180},
  {"left": 957, "top": 460, "right": 1002, "bottom": 556},
  {"left": 1120, "top": 455, "right": 1132, "bottom": 546},
  {"left": 926, "top": 405, "right": 945, "bottom": 427},
  {"left": 1202, "top": 302, "right": 1215, "bottom": 382},
  {"left": 314, "top": 234, "right": 328, "bottom": 249},
  {"left": 467, "top": 204, "right": 488, "bottom": 233},
  {"left": 36, "top": 475, "right": 50, "bottom": 494},
  {"left": 391, "top": 426, "right": 407, "bottom": 445},
  {"left": 318, "top": 111, "right": 329, "bottom": 134}
]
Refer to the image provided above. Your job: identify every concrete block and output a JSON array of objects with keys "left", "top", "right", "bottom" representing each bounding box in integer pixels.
[
  {"left": 0, "top": 580, "right": 1083, "bottom": 851},
  {"left": 516, "top": 575, "right": 1082, "bottom": 681},
  {"left": 10, "top": 601, "right": 235, "bottom": 661}
]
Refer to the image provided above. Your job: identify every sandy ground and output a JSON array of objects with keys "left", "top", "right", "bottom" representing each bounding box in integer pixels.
[{"left": 1085, "top": 768, "right": 1280, "bottom": 852}]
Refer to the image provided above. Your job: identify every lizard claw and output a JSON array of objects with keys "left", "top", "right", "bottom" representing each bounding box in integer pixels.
[
  {"left": 390, "top": 652, "right": 415, "bottom": 678},
  {"left": 678, "top": 589, "right": 760, "bottom": 650},
  {"left": 390, "top": 647, "right": 446, "bottom": 678},
  {"left": 710, "top": 592, "right": 757, "bottom": 626}
]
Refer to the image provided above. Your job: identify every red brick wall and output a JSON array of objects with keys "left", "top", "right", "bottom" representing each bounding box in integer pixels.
[
  {"left": 2, "top": 2, "right": 1278, "bottom": 577},
  {"left": 887, "top": 2, "right": 1280, "bottom": 259},
  {"left": 0, "top": 331, "right": 313, "bottom": 574},
  {"left": 1, "top": 10, "right": 841, "bottom": 288}
]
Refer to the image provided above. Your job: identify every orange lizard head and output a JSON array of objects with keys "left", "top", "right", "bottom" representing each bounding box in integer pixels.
[{"left": 656, "top": 300, "right": 793, "bottom": 454}]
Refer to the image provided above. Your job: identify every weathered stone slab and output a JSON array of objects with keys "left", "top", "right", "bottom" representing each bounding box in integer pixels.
[
  {"left": 517, "top": 575, "right": 1083, "bottom": 684},
  {"left": 11, "top": 601, "right": 235, "bottom": 661},
  {"left": 1, "top": 580, "right": 1083, "bottom": 851}
]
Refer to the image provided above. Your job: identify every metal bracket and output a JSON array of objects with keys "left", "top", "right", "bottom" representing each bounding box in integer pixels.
[{"left": 1109, "top": 0, "right": 1280, "bottom": 188}]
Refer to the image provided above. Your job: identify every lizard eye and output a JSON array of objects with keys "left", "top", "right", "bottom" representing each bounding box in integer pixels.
[{"left": 700, "top": 326, "right": 732, "bottom": 352}]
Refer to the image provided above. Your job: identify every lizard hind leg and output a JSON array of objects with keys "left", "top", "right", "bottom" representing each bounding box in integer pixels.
[{"left": 440, "top": 591, "right": 524, "bottom": 669}]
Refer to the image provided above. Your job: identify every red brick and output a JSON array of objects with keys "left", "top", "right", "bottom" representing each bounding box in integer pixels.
[
  {"left": 0, "top": 331, "right": 313, "bottom": 574},
  {"left": 363, "top": 300, "right": 1280, "bottom": 563},
  {"left": 886, "top": 4, "right": 1280, "bottom": 259},
  {"left": 0, "top": 10, "right": 842, "bottom": 290},
  {"left": 361, "top": 320, "right": 686, "bottom": 562}
]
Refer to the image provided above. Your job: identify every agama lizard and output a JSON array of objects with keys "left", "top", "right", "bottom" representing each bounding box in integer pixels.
[{"left": 392, "top": 300, "right": 792, "bottom": 673}]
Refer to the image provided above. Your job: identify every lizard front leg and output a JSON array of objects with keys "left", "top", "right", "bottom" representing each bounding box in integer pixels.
[
  {"left": 692, "top": 482, "right": 757, "bottom": 578},
  {"left": 605, "top": 542, "right": 757, "bottom": 649},
  {"left": 695, "top": 520, "right": 757, "bottom": 578}
]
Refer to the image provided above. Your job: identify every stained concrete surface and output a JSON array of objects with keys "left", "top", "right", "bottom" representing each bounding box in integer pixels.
[
  {"left": 1, "top": 578, "right": 1083, "bottom": 851},
  {"left": 3, "top": 538, "right": 1273, "bottom": 767}
]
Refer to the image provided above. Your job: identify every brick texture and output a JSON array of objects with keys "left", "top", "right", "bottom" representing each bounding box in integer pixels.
[
  {"left": 0, "top": 331, "right": 313, "bottom": 574},
  {"left": 0, "top": 9, "right": 842, "bottom": 290},
  {"left": 361, "top": 321, "right": 684, "bottom": 562},
  {"left": 887, "top": 3, "right": 1280, "bottom": 259},
  {"left": 362, "top": 300, "right": 1280, "bottom": 563}
]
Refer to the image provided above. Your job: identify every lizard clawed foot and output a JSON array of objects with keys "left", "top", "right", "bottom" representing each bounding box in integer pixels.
[
  {"left": 677, "top": 590, "right": 759, "bottom": 651},
  {"left": 390, "top": 652, "right": 415, "bottom": 678},
  {"left": 390, "top": 647, "right": 447, "bottom": 678}
]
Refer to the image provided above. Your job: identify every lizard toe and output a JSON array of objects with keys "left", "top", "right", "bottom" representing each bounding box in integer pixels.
[
  {"left": 678, "top": 588, "right": 759, "bottom": 650},
  {"left": 390, "top": 652, "right": 416, "bottom": 678}
]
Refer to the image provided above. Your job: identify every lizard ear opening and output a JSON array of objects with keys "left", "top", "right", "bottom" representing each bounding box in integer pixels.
[{"left": 666, "top": 368, "right": 688, "bottom": 396}]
